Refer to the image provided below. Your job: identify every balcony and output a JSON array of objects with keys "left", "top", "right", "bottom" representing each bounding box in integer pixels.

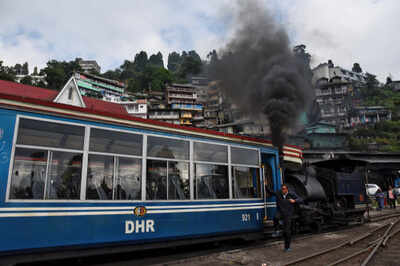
[
  {"left": 192, "top": 116, "right": 204, "bottom": 121},
  {"left": 172, "top": 103, "right": 203, "bottom": 111},
  {"left": 180, "top": 120, "right": 192, "bottom": 125},
  {"left": 148, "top": 113, "right": 179, "bottom": 119},
  {"left": 181, "top": 112, "right": 192, "bottom": 118},
  {"left": 168, "top": 99, "right": 196, "bottom": 104}
]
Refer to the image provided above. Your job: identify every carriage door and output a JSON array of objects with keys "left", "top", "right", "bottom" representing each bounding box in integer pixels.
[{"left": 261, "top": 153, "right": 278, "bottom": 220}]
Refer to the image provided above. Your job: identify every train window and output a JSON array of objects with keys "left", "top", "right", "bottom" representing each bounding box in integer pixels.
[
  {"left": 90, "top": 128, "right": 142, "bottom": 156},
  {"left": 168, "top": 161, "right": 189, "bottom": 200},
  {"left": 195, "top": 164, "right": 229, "bottom": 199},
  {"left": 46, "top": 151, "right": 82, "bottom": 200},
  {"left": 17, "top": 118, "right": 84, "bottom": 150},
  {"left": 194, "top": 142, "right": 227, "bottom": 163},
  {"left": 9, "top": 147, "right": 47, "bottom": 199},
  {"left": 146, "top": 160, "right": 189, "bottom": 200},
  {"left": 231, "top": 147, "right": 259, "bottom": 166},
  {"left": 147, "top": 136, "right": 189, "bottom": 160},
  {"left": 115, "top": 157, "right": 141, "bottom": 200},
  {"left": 146, "top": 160, "right": 167, "bottom": 200},
  {"left": 86, "top": 154, "right": 114, "bottom": 200},
  {"left": 232, "top": 166, "right": 261, "bottom": 198}
]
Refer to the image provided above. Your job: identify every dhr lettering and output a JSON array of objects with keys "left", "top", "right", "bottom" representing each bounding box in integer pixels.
[{"left": 125, "top": 220, "right": 155, "bottom": 234}]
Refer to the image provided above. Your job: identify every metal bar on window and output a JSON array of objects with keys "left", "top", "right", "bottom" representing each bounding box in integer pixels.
[
  {"left": 112, "top": 156, "right": 118, "bottom": 200},
  {"left": 88, "top": 151, "right": 142, "bottom": 159},
  {"left": 44, "top": 151, "right": 53, "bottom": 199},
  {"left": 141, "top": 135, "right": 147, "bottom": 201},
  {"left": 5, "top": 116, "right": 20, "bottom": 201},
  {"left": 15, "top": 144, "right": 84, "bottom": 154},
  {"left": 189, "top": 140, "right": 194, "bottom": 200},
  {"left": 166, "top": 161, "right": 169, "bottom": 200},
  {"left": 228, "top": 145, "right": 232, "bottom": 199},
  {"left": 80, "top": 126, "right": 90, "bottom": 200}
]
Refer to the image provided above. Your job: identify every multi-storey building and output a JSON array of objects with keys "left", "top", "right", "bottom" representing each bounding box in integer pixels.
[
  {"left": 312, "top": 60, "right": 366, "bottom": 86},
  {"left": 165, "top": 84, "right": 203, "bottom": 126},
  {"left": 119, "top": 99, "right": 148, "bottom": 119},
  {"left": 312, "top": 60, "right": 367, "bottom": 129},
  {"left": 73, "top": 72, "right": 125, "bottom": 102},
  {"left": 349, "top": 106, "right": 392, "bottom": 127},
  {"left": 15, "top": 74, "right": 47, "bottom": 86},
  {"left": 77, "top": 58, "right": 101, "bottom": 73}
]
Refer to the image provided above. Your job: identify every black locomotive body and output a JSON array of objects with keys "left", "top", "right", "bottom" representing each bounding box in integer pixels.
[{"left": 284, "top": 159, "right": 367, "bottom": 232}]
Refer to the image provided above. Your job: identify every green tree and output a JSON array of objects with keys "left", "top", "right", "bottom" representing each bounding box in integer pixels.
[
  {"left": 13, "top": 63, "right": 22, "bottom": 75},
  {"left": 148, "top": 52, "right": 164, "bottom": 68},
  {"left": 177, "top": 50, "right": 202, "bottom": 79},
  {"left": 293, "top": 44, "right": 311, "bottom": 66},
  {"left": 119, "top": 60, "right": 135, "bottom": 80},
  {"left": 167, "top": 51, "right": 182, "bottom": 72},
  {"left": 133, "top": 51, "right": 148, "bottom": 72},
  {"left": 102, "top": 69, "right": 122, "bottom": 80},
  {"left": 0, "top": 61, "right": 16, "bottom": 81},
  {"left": 365, "top": 72, "right": 379, "bottom": 88},
  {"left": 352, "top": 63, "right": 362, "bottom": 73},
  {"left": 204, "top": 49, "right": 219, "bottom": 77},
  {"left": 126, "top": 66, "right": 173, "bottom": 93},
  {"left": 43, "top": 59, "right": 82, "bottom": 90},
  {"left": 33, "top": 66, "right": 38, "bottom": 75},
  {"left": 22, "top": 62, "right": 29, "bottom": 75}
]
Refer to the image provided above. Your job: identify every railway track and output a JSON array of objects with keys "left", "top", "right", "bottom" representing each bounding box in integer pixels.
[
  {"left": 284, "top": 213, "right": 400, "bottom": 266},
  {"left": 17, "top": 212, "right": 400, "bottom": 266}
]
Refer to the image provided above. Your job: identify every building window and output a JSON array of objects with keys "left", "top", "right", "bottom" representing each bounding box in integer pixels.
[{"left": 68, "top": 87, "right": 73, "bottom": 100}]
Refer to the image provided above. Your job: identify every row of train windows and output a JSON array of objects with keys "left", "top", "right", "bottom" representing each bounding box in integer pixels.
[
  {"left": 9, "top": 148, "right": 261, "bottom": 200},
  {"left": 16, "top": 118, "right": 259, "bottom": 165},
  {"left": 8, "top": 118, "right": 261, "bottom": 200}
]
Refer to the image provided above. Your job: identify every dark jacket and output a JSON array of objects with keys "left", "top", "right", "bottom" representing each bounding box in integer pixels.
[{"left": 266, "top": 186, "right": 303, "bottom": 217}]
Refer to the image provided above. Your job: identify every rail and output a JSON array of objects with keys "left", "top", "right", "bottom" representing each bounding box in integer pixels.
[{"left": 284, "top": 213, "right": 400, "bottom": 266}]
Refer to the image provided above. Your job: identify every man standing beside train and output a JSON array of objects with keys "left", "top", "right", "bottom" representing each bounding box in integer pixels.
[{"left": 265, "top": 183, "right": 303, "bottom": 252}]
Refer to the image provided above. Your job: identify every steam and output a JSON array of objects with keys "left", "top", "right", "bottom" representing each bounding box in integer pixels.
[{"left": 213, "top": 1, "right": 313, "bottom": 152}]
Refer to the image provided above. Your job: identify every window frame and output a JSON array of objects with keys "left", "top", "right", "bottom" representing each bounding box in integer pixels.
[
  {"left": 6, "top": 115, "right": 86, "bottom": 202},
  {"left": 6, "top": 115, "right": 264, "bottom": 202},
  {"left": 230, "top": 145, "right": 262, "bottom": 200}
]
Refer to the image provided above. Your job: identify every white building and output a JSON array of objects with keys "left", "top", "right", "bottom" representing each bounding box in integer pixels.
[
  {"left": 312, "top": 61, "right": 366, "bottom": 86},
  {"left": 15, "top": 74, "right": 47, "bottom": 86},
  {"left": 119, "top": 99, "right": 148, "bottom": 119},
  {"left": 77, "top": 58, "right": 101, "bottom": 73}
]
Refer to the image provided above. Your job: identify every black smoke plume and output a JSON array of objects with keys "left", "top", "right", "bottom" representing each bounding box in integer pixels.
[{"left": 213, "top": 1, "right": 313, "bottom": 153}]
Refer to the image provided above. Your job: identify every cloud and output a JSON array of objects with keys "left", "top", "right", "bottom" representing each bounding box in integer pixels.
[
  {"left": 0, "top": 0, "right": 229, "bottom": 72},
  {"left": 0, "top": 0, "right": 399, "bottom": 81},
  {"left": 286, "top": 0, "right": 400, "bottom": 81}
]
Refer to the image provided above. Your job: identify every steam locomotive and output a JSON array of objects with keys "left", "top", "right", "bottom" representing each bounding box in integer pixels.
[{"left": 280, "top": 159, "right": 368, "bottom": 233}]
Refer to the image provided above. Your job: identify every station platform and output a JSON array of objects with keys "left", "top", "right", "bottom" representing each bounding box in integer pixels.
[{"left": 158, "top": 208, "right": 400, "bottom": 266}]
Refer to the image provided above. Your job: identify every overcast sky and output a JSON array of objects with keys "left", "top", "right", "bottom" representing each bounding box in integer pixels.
[{"left": 1, "top": 0, "right": 399, "bottom": 81}]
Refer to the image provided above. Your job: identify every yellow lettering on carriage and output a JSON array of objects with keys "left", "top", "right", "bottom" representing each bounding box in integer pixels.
[{"left": 125, "top": 220, "right": 155, "bottom": 234}]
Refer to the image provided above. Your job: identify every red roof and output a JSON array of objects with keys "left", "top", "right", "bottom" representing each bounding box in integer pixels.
[
  {"left": 0, "top": 79, "right": 127, "bottom": 115},
  {"left": 0, "top": 80, "right": 58, "bottom": 101},
  {"left": 0, "top": 79, "right": 303, "bottom": 154}
]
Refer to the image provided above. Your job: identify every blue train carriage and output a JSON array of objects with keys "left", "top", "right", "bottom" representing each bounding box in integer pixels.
[{"left": 0, "top": 80, "right": 303, "bottom": 258}]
